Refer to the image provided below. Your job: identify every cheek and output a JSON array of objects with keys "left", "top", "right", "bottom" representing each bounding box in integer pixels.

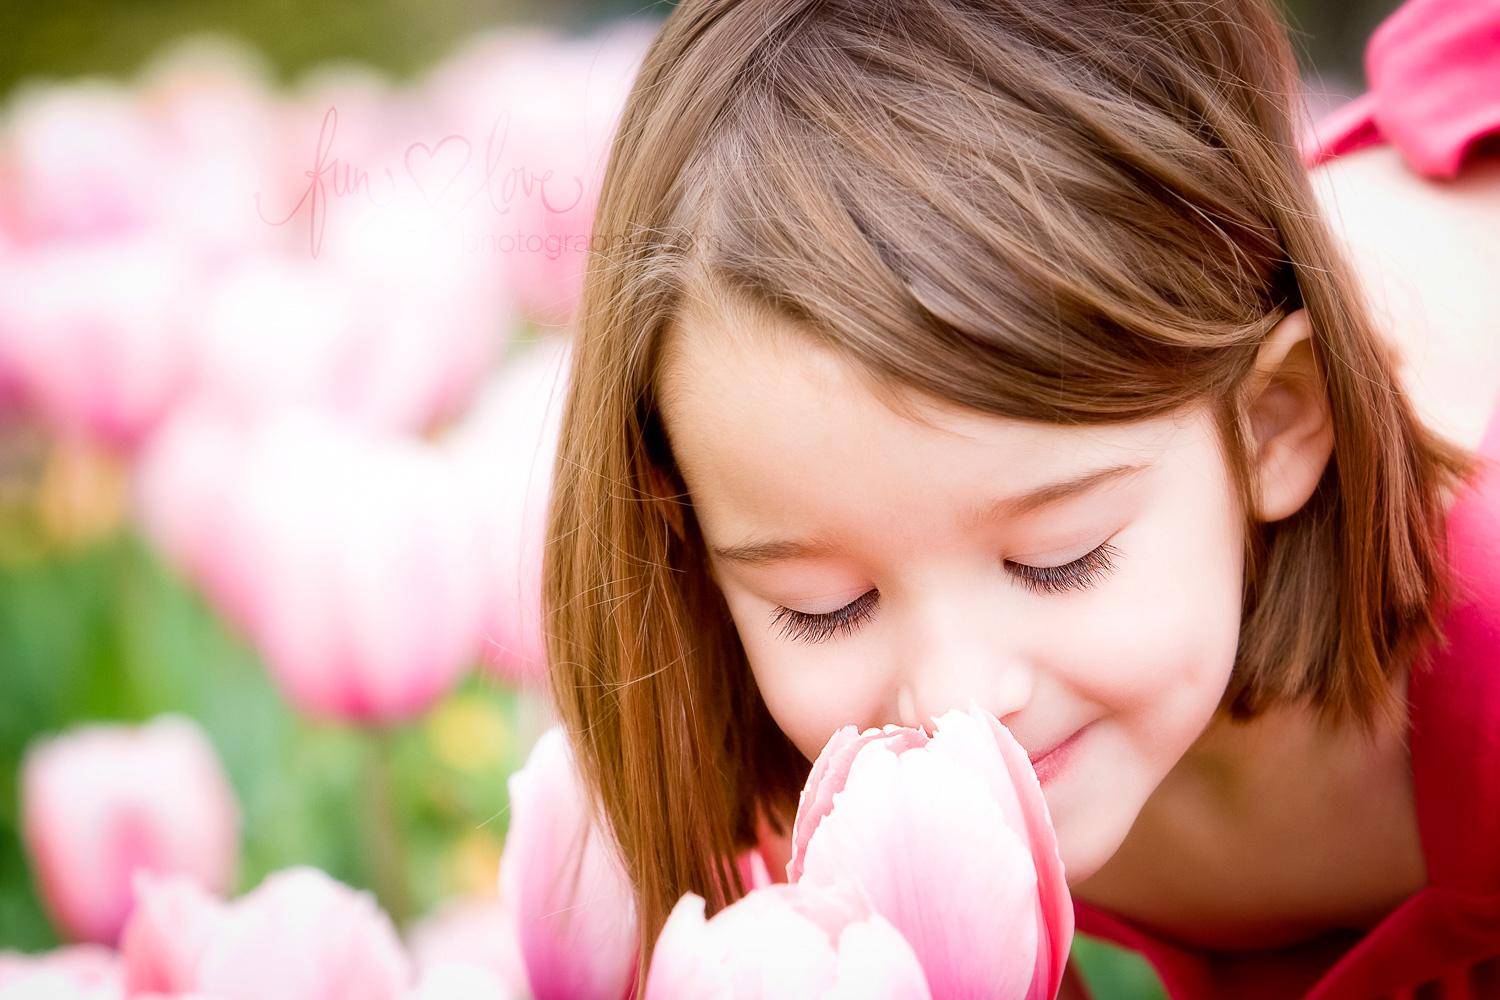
[
  {"left": 1038, "top": 489, "right": 1245, "bottom": 744},
  {"left": 725, "top": 596, "right": 891, "bottom": 761}
]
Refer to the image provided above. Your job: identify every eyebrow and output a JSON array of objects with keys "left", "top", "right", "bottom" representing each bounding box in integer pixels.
[
  {"left": 960, "top": 461, "right": 1151, "bottom": 527},
  {"left": 710, "top": 537, "right": 838, "bottom": 566},
  {"left": 709, "top": 461, "right": 1152, "bottom": 566}
]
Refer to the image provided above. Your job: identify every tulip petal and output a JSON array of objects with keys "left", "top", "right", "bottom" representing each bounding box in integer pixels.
[
  {"left": 192, "top": 867, "right": 411, "bottom": 1000},
  {"left": 825, "top": 915, "right": 932, "bottom": 1000},
  {"left": 0, "top": 944, "right": 123, "bottom": 1000},
  {"left": 788, "top": 725, "right": 929, "bottom": 883},
  {"left": 646, "top": 883, "right": 922, "bottom": 1000},
  {"left": 406, "top": 897, "right": 526, "bottom": 998},
  {"left": 643, "top": 895, "right": 733, "bottom": 1000},
  {"left": 799, "top": 744, "right": 1039, "bottom": 1000},
  {"left": 21, "top": 715, "right": 239, "bottom": 946},
  {"left": 927, "top": 708, "right": 1073, "bottom": 1000},
  {"left": 120, "top": 872, "right": 228, "bottom": 994},
  {"left": 501, "top": 729, "right": 638, "bottom": 1000}
]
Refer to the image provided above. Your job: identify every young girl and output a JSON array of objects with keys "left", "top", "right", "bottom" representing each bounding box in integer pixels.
[{"left": 542, "top": 0, "right": 1500, "bottom": 995}]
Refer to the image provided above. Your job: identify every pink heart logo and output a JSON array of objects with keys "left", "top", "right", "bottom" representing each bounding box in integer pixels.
[{"left": 405, "top": 135, "right": 472, "bottom": 208}]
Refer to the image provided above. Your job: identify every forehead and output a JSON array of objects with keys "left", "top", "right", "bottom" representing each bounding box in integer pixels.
[
  {"left": 655, "top": 289, "right": 1209, "bottom": 533},
  {"left": 659, "top": 284, "right": 933, "bottom": 429}
]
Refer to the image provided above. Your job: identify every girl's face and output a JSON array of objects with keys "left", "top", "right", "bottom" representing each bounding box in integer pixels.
[{"left": 658, "top": 312, "right": 1247, "bottom": 884}]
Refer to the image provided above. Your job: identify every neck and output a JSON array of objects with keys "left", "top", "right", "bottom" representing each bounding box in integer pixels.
[{"left": 1074, "top": 676, "right": 1427, "bottom": 950}]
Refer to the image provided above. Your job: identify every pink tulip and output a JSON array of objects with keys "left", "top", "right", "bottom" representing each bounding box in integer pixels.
[
  {"left": 134, "top": 37, "right": 290, "bottom": 259},
  {"left": 181, "top": 235, "right": 504, "bottom": 439},
  {"left": 0, "top": 233, "right": 197, "bottom": 450},
  {"left": 0, "top": 945, "right": 123, "bottom": 1000},
  {"left": 182, "top": 254, "right": 367, "bottom": 425},
  {"left": 2, "top": 82, "right": 160, "bottom": 242},
  {"left": 19, "top": 715, "right": 239, "bottom": 947},
  {"left": 121, "top": 866, "right": 411, "bottom": 1000},
  {"left": 181, "top": 209, "right": 509, "bottom": 438},
  {"left": 500, "top": 727, "right": 638, "bottom": 1000},
  {"left": 420, "top": 26, "right": 654, "bottom": 328},
  {"left": 445, "top": 337, "right": 571, "bottom": 684},
  {"left": 405, "top": 962, "right": 517, "bottom": 1000},
  {"left": 117, "top": 873, "right": 226, "bottom": 995},
  {"left": 243, "top": 410, "right": 486, "bottom": 720},
  {"left": 788, "top": 706, "right": 1073, "bottom": 1000},
  {"left": 646, "top": 880, "right": 931, "bottom": 1000},
  {"left": 407, "top": 897, "right": 526, "bottom": 998},
  {"left": 309, "top": 196, "right": 510, "bottom": 434},
  {"left": 136, "top": 407, "right": 488, "bottom": 722},
  {"left": 130, "top": 407, "right": 257, "bottom": 634}
]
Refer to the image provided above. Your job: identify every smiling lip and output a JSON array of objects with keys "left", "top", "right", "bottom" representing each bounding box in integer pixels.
[{"left": 1028, "top": 723, "right": 1092, "bottom": 785}]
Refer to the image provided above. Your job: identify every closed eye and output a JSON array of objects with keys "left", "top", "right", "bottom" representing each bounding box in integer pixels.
[
  {"left": 1006, "top": 541, "right": 1120, "bottom": 595},
  {"left": 766, "top": 541, "right": 1119, "bottom": 645},
  {"left": 769, "top": 589, "right": 879, "bottom": 644}
]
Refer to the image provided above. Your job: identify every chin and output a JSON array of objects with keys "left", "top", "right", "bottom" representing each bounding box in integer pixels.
[{"left": 1053, "top": 808, "right": 1136, "bottom": 887}]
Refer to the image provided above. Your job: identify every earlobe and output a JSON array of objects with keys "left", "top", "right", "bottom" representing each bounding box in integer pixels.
[{"left": 1242, "top": 309, "right": 1336, "bottom": 522}]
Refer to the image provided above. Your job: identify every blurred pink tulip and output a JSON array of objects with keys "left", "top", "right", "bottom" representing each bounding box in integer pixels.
[
  {"left": 183, "top": 254, "right": 365, "bottom": 424},
  {"left": 421, "top": 26, "right": 654, "bottom": 328},
  {"left": 407, "top": 897, "right": 526, "bottom": 998},
  {"left": 0, "top": 233, "right": 197, "bottom": 450},
  {"left": 309, "top": 197, "right": 510, "bottom": 433},
  {"left": 646, "top": 881, "right": 931, "bottom": 1000},
  {"left": 149, "top": 408, "right": 487, "bottom": 722},
  {"left": 131, "top": 407, "right": 256, "bottom": 633},
  {"left": 2, "top": 82, "right": 160, "bottom": 242},
  {"left": 182, "top": 234, "right": 506, "bottom": 438},
  {"left": 134, "top": 38, "right": 290, "bottom": 259},
  {"left": 117, "top": 873, "right": 226, "bottom": 995},
  {"left": 500, "top": 727, "right": 638, "bottom": 1000},
  {"left": 788, "top": 707, "right": 1073, "bottom": 1000},
  {"left": 405, "top": 962, "right": 517, "bottom": 1000},
  {"left": 446, "top": 337, "right": 571, "bottom": 684},
  {"left": 19, "top": 715, "right": 239, "bottom": 947},
  {"left": 0, "top": 945, "right": 123, "bottom": 1000},
  {"left": 122, "top": 867, "right": 411, "bottom": 1000},
  {"left": 184, "top": 175, "right": 511, "bottom": 429}
]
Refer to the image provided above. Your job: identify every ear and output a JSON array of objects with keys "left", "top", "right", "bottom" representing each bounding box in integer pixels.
[{"left": 1241, "top": 309, "right": 1335, "bottom": 522}]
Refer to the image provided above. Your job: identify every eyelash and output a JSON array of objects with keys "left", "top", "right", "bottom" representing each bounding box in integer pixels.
[
  {"left": 767, "top": 542, "right": 1121, "bottom": 644},
  {"left": 770, "top": 589, "right": 881, "bottom": 644},
  {"left": 1009, "top": 541, "right": 1121, "bottom": 596}
]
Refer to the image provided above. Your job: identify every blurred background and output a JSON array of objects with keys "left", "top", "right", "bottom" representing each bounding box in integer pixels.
[{"left": 0, "top": 0, "right": 1401, "bottom": 997}]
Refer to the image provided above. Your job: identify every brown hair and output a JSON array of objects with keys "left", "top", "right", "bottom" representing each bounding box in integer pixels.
[{"left": 543, "top": 0, "right": 1476, "bottom": 972}]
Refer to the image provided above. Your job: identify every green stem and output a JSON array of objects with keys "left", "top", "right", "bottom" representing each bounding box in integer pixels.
[{"left": 359, "top": 726, "right": 414, "bottom": 928}]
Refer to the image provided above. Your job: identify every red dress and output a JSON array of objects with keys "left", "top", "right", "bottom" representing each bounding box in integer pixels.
[{"left": 1073, "top": 1, "right": 1500, "bottom": 996}]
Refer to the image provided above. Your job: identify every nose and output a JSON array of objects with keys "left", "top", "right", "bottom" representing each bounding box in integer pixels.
[{"left": 893, "top": 591, "right": 1035, "bottom": 730}]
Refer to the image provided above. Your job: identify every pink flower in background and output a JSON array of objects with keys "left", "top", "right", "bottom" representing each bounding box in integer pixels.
[
  {"left": 181, "top": 206, "right": 510, "bottom": 439},
  {"left": 788, "top": 707, "right": 1073, "bottom": 1000},
  {"left": 0, "top": 42, "right": 515, "bottom": 455},
  {"left": 421, "top": 25, "right": 654, "bottom": 328},
  {"left": 0, "top": 233, "right": 198, "bottom": 450},
  {"left": 156, "top": 408, "right": 487, "bottom": 722},
  {"left": 182, "top": 253, "right": 365, "bottom": 424},
  {"left": 446, "top": 336, "right": 571, "bottom": 684},
  {"left": 405, "top": 962, "right": 517, "bottom": 1000},
  {"left": 406, "top": 897, "right": 527, "bottom": 998},
  {"left": 1, "top": 82, "right": 161, "bottom": 243},
  {"left": 646, "top": 881, "right": 931, "bottom": 1000},
  {"left": 500, "top": 727, "right": 639, "bottom": 1000},
  {"left": 0, "top": 945, "right": 123, "bottom": 1000},
  {"left": 131, "top": 406, "right": 257, "bottom": 632},
  {"left": 306, "top": 195, "right": 511, "bottom": 434},
  {"left": 121, "top": 866, "right": 411, "bottom": 1000},
  {"left": 230, "top": 411, "right": 487, "bottom": 722},
  {"left": 19, "top": 715, "right": 239, "bottom": 947},
  {"left": 134, "top": 38, "right": 291, "bottom": 260}
]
